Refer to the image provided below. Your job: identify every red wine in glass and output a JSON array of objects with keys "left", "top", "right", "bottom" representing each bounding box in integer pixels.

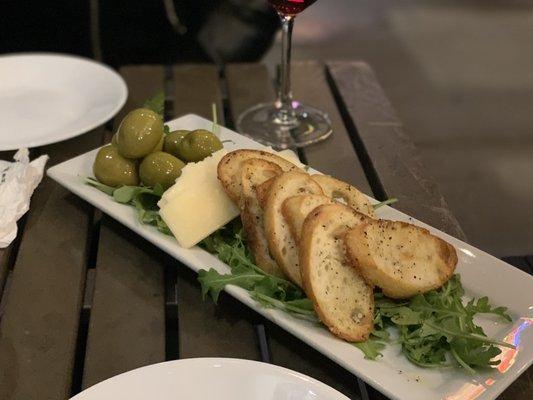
[{"left": 268, "top": 0, "right": 317, "bottom": 16}]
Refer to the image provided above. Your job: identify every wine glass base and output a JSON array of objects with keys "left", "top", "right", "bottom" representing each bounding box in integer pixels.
[{"left": 236, "top": 102, "right": 332, "bottom": 149}]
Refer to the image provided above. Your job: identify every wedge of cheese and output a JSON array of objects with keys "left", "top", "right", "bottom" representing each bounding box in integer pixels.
[{"left": 158, "top": 149, "right": 239, "bottom": 248}]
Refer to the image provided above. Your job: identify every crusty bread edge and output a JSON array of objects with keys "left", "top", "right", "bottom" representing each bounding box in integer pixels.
[
  {"left": 299, "top": 204, "right": 374, "bottom": 342},
  {"left": 345, "top": 220, "right": 458, "bottom": 299}
]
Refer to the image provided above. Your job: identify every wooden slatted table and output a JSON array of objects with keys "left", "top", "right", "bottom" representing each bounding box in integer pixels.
[{"left": 0, "top": 61, "right": 531, "bottom": 400}]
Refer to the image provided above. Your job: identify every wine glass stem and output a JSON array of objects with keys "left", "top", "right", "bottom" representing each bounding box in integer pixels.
[{"left": 276, "top": 15, "right": 297, "bottom": 126}]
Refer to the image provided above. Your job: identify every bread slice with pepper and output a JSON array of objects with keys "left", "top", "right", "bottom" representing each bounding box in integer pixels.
[
  {"left": 263, "top": 171, "right": 323, "bottom": 286},
  {"left": 300, "top": 203, "right": 374, "bottom": 342},
  {"left": 240, "top": 158, "right": 284, "bottom": 277},
  {"left": 312, "top": 174, "right": 375, "bottom": 218},
  {"left": 344, "top": 219, "right": 458, "bottom": 299},
  {"left": 281, "top": 194, "right": 334, "bottom": 244},
  {"left": 218, "top": 149, "right": 300, "bottom": 204}
]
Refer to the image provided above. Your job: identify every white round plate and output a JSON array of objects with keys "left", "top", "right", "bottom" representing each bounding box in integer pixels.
[
  {"left": 0, "top": 53, "right": 127, "bottom": 150},
  {"left": 71, "top": 358, "right": 349, "bottom": 400}
]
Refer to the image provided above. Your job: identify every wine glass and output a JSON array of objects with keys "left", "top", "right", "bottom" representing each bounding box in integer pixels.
[{"left": 236, "top": 0, "right": 332, "bottom": 149}]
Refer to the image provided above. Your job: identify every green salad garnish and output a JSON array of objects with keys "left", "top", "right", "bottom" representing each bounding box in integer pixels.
[
  {"left": 199, "top": 220, "right": 317, "bottom": 322},
  {"left": 86, "top": 177, "right": 171, "bottom": 236},
  {"left": 198, "top": 219, "right": 514, "bottom": 372},
  {"left": 357, "top": 276, "right": 512, "bottom": 371}
]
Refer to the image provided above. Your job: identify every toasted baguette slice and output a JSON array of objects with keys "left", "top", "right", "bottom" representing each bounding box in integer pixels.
[
  {"left": 282, "top": 195, "right": 334, "bottom": 244},
  {"left": 276, "top": 149, "right": 306, "bottom": 168},
  {"left": 264, "top": 172, "right": 323, "bottom": 286},
  {"left": 256, "top": 177, "right": 276, "bottom": 210},
  {"left": 312, "top": 175, "right": 375, "bottom": 218},
  {"left": 344, "top": 220, "right": 458, "bottom": 299},
  {"left": 300, "top": 204, "right": 374, "bottom": 342},
  {"left": 218, "top": 150, "right": 300, "bottom": 204},
  {"left": 240, "top": 159, "right": 284, "bottom": 277}
]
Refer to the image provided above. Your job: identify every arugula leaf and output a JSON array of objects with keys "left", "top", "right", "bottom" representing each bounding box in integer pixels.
[
  {"left": 389, "top": 307, "right": 423, "bottom": 325},
  {"left": 368, "top": 274, "right": 514, "bottom": 371},
  {"left": 198, "top": 268, "right": 264, "bottom": 303},
  {"left": 251, "top": 292, "right": 318, "bottom": 322},
  {"left": 198, "top": 222, "right": 314, "bottom": 319},
  {"left": 371, "top": 328, "right": 390, "bottom": 341},
  {"left": 354, "top": 338, "right": 386, "bottom": 360},
  {"left": 85, "top": 177, "right": 171, "bottom": 235},
  {"left": 373, "top": 198, "right": 398, "bottom": 210},
  {"left": 143, "top": 91, "right": 165, "bottom": 116},
  {"left": 465, "top": 296, "right": 512, "bottom": 321},
  {"left": 85, "top": 177, "right": 115, "bottom": 196},
  {"left": 451, "top": 338, "right": 502, "bottom": 370},
  {"left": 113, "top": 185, "right": 152, "bottom": 203}
]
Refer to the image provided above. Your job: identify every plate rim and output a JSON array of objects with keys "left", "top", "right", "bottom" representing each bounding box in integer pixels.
[
  {"left": 0, "top": 52, "right": 127, "bottom": 151},
  {"left": 70, "top": 357, "right": 350, "bottom": 399}
]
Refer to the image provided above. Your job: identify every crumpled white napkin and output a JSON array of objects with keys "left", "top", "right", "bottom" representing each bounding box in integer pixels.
[{"left": 0, "top": 149, "right": 49, "bottom": 248}]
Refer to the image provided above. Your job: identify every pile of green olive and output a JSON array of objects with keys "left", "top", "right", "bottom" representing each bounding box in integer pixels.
[{"left": 93, "top": 108, "right": 223, "bottom": 190}]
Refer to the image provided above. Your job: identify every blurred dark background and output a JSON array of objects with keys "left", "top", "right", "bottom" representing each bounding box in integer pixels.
[{"left": 0, "top": 0, "right": 280, "bottom": 66}]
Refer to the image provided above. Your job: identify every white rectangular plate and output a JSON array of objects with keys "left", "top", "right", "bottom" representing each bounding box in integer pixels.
[{"left": 48, "top": 114, "right": 533, "bottom": 400}]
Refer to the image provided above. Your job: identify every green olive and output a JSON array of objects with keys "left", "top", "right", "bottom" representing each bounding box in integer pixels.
[
  {"left": 153, "top": 134, "right": 164, "bottom": 152},
  {"left": 116, "top": 108, "right": 163, "bottom": 159},
  {"left": 111, "top": 133, "right": 118, "bottom": 146},
  {"left": 164, "top": 130, "right": 189, "bottom": 158},
  {"left": 176, "top": 129, "right": 223, "bottom": 162},
  {"left": 93, "top": 145, "right": 139, "bottom": 187},
  {"left": 139, "top": 151, "right": 185, "bottom": 190}
]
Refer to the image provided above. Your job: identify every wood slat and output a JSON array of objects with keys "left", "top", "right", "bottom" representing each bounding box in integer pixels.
[
  {"left": 498, "top": 367, "right": 533, "bottom": 400},
  {"left": 175, "top": 267, "right": 262, "bottom": 359},
  {"left": 172, "top": 64, "right": 224, "bottom": 121},
  {"left": 292, "top": 61, "right": 372, "bottom": 195},
  {"left": 82, "top": 66, "right": 167, "bottom": 389},
  {"left": 502, "top": 256, "right": 533, "bottom": 275},
  {"left": 0, "top": 248, "right": 10, "bottom": 300},
  {"left": 172, "top": 64, "right": 259, "bottom": 359},
  {"left": 497, "top": 256, "right": 533, "bottom": 398},
  {"left": 113, "top": 65, "right": 166, "bottom": 131},
  {"left": 0, "top": 129, "right": 103, "bottom": 400},
  {"left": 268, "top": 323, "right": 365, "bottom": 399},
  {"left": 226, "top": 63, "right": 276, "bottom": 125},
  {"left": 82, "top": 218, "right": 165, "bottom": 389},
  {"left": 327, "top": 61, "right": 466, "bottom": 240},
  {"left": 526, "top": 256, "right": 533, "bottom": 273}
]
